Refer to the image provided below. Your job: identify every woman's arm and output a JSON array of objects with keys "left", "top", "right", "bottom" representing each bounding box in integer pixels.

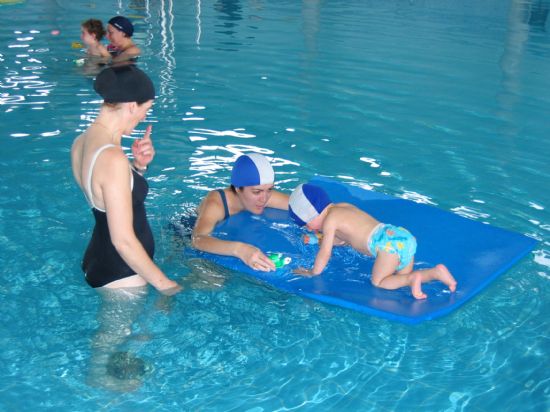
[
  {"left": 99, "top": 150, "right": 180, "bottom": 293},
  {"left": 112, "top": 45, "right": 141, "bottom": 63},
  {"left": 98, "top": 44, "right": 111, "bottom": 58},
  {"left": 192, "top": 192, "right": 275, "bottom": 271},
  {"left": 70, "top": 136, "right": 83, "bottom": 187}
]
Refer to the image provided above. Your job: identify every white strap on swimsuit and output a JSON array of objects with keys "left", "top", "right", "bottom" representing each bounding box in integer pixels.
[{"left": 85, "top": 144, "right": 134, "bottom": 212}]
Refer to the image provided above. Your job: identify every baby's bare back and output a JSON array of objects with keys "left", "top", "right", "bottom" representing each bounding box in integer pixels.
[{"left": 327, "top": 203, "right": 379, "bottom": 254}]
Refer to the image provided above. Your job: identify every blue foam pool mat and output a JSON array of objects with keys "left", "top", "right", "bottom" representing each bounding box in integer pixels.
[{"left": 185, "top": 176, "right": 537, "bottom": 324}]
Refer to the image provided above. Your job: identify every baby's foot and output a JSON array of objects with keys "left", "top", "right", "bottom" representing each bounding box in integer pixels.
[
  {"left": 411, "top": 273, "right": 427, "bottom": 299},
  {"left": 435, "top": 264, "right": 457, "bottom": 292}
]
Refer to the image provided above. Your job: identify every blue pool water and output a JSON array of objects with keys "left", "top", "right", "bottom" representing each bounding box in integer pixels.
[{"left": 1, "top": 0, "right": 548, "bottom": 410}]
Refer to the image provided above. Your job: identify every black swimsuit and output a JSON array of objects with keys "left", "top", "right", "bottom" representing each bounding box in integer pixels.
[
  {"left": 82, "top": 145, "right": 154, "bottom": 288},
  {"left": 108, "top": 45, "right": 139, "bottom": 61},
  {"left": 217, "top": 189, "right": 230, "bottom": 220}
]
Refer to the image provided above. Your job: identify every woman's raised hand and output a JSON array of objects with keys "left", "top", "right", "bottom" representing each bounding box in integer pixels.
[{"left": 132, "top": 124, "right": 155, "bottom": 169}]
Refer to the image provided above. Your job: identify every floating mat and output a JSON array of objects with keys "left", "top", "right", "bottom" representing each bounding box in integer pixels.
[{"left": 187, "top": 176, "right": 537, "bottom": 324}]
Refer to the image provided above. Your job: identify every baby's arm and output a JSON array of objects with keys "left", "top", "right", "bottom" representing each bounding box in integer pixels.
[
  {"left": 311, "top": 239, "right": 333, "bottom": 274},
  {"left": 294, "top": 225, "right": 337, "bottom": 276},
  {"left": 333, "top": 237, "right": 347, "bottom": 246}
]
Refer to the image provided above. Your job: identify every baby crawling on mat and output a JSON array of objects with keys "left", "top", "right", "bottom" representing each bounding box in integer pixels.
[{"left": 289, "top": 183, "right": 457, "bottom": 299}]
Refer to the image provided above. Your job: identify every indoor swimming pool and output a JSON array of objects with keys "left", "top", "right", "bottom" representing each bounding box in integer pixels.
[{"left": 0, "top": 0, "right": 548, "bottom": 410}]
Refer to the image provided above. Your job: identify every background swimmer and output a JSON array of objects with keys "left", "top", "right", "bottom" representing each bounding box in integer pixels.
[
  {"left": 81, "top": 18, "right": 110, "bottom": 58},
  {"left": 106, "top": 16, "right": 140, "bottom": 63}
]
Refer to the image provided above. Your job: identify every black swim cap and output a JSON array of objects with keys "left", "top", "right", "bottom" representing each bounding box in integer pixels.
[
  {"left": 108, "top": 16, "right": 134, "bottom": 37},
  {"left": 94, "top": 65, "right": 155, "bottom": 104}
]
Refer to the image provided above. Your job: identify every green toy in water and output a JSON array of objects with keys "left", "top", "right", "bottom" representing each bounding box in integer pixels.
[{"left": 268, "top": 253, "right": 291, "bottom": 268}]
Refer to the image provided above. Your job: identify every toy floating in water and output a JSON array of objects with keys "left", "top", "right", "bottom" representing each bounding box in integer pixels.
[
  {"left": 303, "top": 232, "right": 322, "bottom": 245},
  {"left": 268, "top": 253, "right": 291, "bottom": 268},
  {"left": 71, "top": 41, "right": 83, "bottom": 49}
]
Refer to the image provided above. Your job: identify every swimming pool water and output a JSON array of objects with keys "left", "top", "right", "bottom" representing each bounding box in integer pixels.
[{"left": 1, "top": 0, "right": 548, "bottom": 410}]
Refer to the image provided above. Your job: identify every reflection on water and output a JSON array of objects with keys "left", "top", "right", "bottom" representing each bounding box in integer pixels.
[
  {"left": 189, "top": 127, "right": 255, "bottom": 139},
  {"left": 302, "top": 0, "right": 320, "bottom": 55},
  {"left": 187, "top": 143, "right": 298, "bottom": 189},
  {"left": 188, "top": 144, "right": 272, "bottom": 180},
  {"left": 215, "top": 0, "right": 243, "bottom": 23},
  {"left": 1, "top": 29, "right": 58, "bottom": 141},
  {"left": 196, "top": 0, "right": 202, "bottom": 46},
  {"left": 1, "top": 31, "right": 53, "bottom": 112},
  {"left": 157, "top": 0, "right": 178, "bottom": 106},
  {"left": 498, "top": 0, "right": 549, "bottom": 119},
  {"left": 214, "top": 0, "right": 244, "bottom": 50},
  {"left": 526, "top": 0, "right": 549, "bottom": 27}
]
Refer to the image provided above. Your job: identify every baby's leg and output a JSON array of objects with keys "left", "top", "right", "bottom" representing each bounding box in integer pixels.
[
  {"left": 372, "top": 254, "right": 456, "bottom": 300},
  {"left": 396, "top": 260, "right": 426, "bottom": 299},
  {"left": 416, "top": 264, "right": 457, "bottom": 292},
  {"left": 371, "top": 252, "right": 416, "bottom": 292},
  {"left": 399, "top": 264, "right": 456, "bottom": 299}
]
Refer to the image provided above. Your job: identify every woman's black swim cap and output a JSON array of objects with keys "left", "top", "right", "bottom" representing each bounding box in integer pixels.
[{"left": 94, "top": 65, "right": 155, "bottom": 104}]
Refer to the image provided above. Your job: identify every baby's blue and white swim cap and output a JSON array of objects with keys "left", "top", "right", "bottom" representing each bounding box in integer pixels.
[
  {"left": 231, "top": 153, "right": 275, "bottom": 187},
  {"left": 289, "top": 183, "right": 331, "bottom": 226}
]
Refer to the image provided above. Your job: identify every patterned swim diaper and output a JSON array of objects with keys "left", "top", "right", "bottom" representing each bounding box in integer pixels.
[{"left": 367, "top": 224, "right": 417, "bottom": 271}]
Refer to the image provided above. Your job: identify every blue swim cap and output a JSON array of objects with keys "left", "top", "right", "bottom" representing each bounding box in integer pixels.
[
  {"left": 289, "top": 184, "right": 331, "bottom": 226},
  {"left": 231, "top": 154, "right": 275, "bottom": 187},
  {"left": 108, "top": 16, "right": 134, "bottom": 37}
]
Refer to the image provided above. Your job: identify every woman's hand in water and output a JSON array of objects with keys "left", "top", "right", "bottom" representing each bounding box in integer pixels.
[
  {"left": 238, "top": 243, "right": 275, "bottom": 272},
  {"left": 158, "top": 280, "right": 182, "bottom": 296}
]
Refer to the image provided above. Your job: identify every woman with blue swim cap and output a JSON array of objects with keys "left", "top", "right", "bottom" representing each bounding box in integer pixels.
[{"left": 192, "top": 153, "right": 289, "bottom": 271}]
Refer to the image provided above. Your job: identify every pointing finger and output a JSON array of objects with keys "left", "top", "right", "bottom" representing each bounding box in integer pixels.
[{"left": 143, "top": 124, "right": 153, "bottom": 142}]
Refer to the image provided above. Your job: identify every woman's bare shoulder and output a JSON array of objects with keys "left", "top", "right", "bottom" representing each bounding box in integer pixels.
[{"left": 199, "top": 189, "right": 224, "bottom": 211}]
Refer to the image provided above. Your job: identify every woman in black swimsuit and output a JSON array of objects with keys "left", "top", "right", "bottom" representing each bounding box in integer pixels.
[
  {"left": 71, "top": 65, "right": 180, "bottom": 390},
  {"left": 72, "top": 65, "right": 180, "bottom": 293}
]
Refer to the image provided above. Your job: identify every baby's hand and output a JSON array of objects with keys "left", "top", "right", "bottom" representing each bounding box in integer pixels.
[{"left": 293, "top": 267, "right": 318, "bottom": 277}]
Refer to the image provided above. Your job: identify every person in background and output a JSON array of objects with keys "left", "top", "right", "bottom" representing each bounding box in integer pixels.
[
  {"left": 106, "top": 16, "right": 141, "bottom": 62},
  {"left": 80, "top": 18, "right": 110, "bottom": 58},
  {"left": 192, "top": 153, "right": 289, "bottom": 272}
]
